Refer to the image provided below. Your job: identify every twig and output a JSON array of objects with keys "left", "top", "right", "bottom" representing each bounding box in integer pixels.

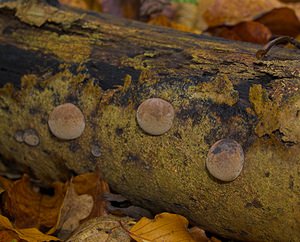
[{"left": 256, "top": 36, "right": 300, "bottom": 59}]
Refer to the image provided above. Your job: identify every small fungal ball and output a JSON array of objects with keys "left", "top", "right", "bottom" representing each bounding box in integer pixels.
[
  {"left": 206, "top": 139, "right": 244, "bottom": 182},
  {"left": 23, "top": 129, "right": 40, "bottom": 146},
  {"left": 136, "top": 98, "right": 175, "bottom": 135},
  {"left": 48, "top": 103, "right": 85, "bottom": 140},
  {"left": 91, "top": 144, "right": 101, "bottom": 157},
  {"left": 14, "top": 130, "right": 24, "bottom": 143}
]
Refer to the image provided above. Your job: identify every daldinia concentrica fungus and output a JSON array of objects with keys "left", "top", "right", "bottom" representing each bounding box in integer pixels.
[
  {"left": 48, "top": 103, "right": 85, "bottom": 140},
  {"left": 206, "top": 139, "right": 244, "bottom": 182},
  {"left": 23, "top": 129, "right": 40, "bottom": 146},
  {"left": 136, "top": 98, "right": 175, "bottom": 135}
]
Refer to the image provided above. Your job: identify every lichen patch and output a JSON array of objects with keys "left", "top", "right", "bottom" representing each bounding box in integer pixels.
[{"left": 249, "top": 84, "right": 280, "bottom": 137}]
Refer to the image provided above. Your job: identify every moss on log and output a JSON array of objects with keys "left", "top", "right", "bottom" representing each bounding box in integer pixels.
[{"left": 0, "top": 1, "right": 299, "bottom": 241}]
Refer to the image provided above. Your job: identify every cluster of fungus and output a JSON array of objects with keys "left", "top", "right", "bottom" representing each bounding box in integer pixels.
[
  {"left": 14, "top": 128, "right": 40, "bottom": 146},
  {"left": 136, "top": 98, "right": 245, "bottom": 181},
  {"left": 14, "top": 96, "right": 245, "bottom": 181}
]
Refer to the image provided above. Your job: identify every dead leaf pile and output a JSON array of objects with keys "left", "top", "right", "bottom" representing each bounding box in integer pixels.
[
  {"left": 0, "top": 175, "right": 65, "bottom": 229},
  {"left": 0, "top": 172, "right": 110, "bottom": 241},
  {"left": 0, "top": 170, "right": 221, "bottom": 241},
  {"left": 0, "top": 215, "right": 58, "bottom": 242},
  {"left": 59, "top": 0, "right": 300, "bottom": 44}
]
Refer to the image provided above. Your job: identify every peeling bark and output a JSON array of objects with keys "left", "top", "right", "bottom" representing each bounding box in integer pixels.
[{"left": 0, "top": 1, "right": 300, "bottom": 241}]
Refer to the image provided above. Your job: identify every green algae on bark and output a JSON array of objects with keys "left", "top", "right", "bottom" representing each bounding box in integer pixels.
[{"left": 0, "top": 1, "right": 300, "bottom": 241}]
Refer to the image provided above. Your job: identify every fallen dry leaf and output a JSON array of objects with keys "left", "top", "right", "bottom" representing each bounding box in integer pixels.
[
  {"left": 0, "top": 230, "right": 19, "bottom": 242},
  {"left": 130, "top": 212, "right": 195, "bottom": 242},
  {"left": 0, "top": 214, "right": 59, "bottom": 242},
  {"left": 189, "top": 226, "right": 209, "bottom": 242},
  {"left": 0, "top": 175, "right": 66, "bottom": 229},
  {"left": 203, "top": 0, "right": 282, "bottom": 27},
  {"left": 72, "top": 171, "right": 110, "bottom": 219},
  {"left": 257, "top": 7, "right": 300, "bottom": 37},
  {"left": 175, "top": 0, "right": 278, "bottom": 32},
  {"left": 210, "top": 21, "right": 272, "bottom": 44},
  {"left": 231, "top": 21, "right": 272, "bottom": 44},
  {"left": 66, "top": 215, "right": 134, "bottom": 242},
  {"left": 55, "top": 182, "right": 94, "bottom": 239},
  {"left": 286, "top": 2, "right": 300, "bottom": 20}
]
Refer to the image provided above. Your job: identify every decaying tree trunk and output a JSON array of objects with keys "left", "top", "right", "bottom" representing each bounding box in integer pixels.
[{"left": 0, "top": 1, "right": 299, "bottom": 241}]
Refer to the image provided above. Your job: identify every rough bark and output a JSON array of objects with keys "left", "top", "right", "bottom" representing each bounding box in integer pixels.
[{"left": 0, "top": 1, "right": 300, "bottom": 241}]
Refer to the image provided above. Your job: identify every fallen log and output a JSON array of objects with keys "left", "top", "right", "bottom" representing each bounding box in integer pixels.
[{"left": 0, "top": 1, "right": 299, "bottom": 241}]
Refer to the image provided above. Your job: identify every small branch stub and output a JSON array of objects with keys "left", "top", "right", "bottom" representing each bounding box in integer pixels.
[
  {"left": 136, "top": 98, "right": 175, "bottom": 135},
  {"left": 256, "top": 36, "right": 300, "bottom": 59},
  {"left": 48, "top": 103, "right": 85, "bottom": 140},
  {"left": 206, "top": 139, "right": 244, "bottom": 182}
]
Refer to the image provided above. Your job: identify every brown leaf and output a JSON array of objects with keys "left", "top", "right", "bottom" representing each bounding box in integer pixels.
[
  {"left": 232, "top": 21, "right": 271, "bottom": 44},
  {"left": 211, "top": 21, "right": 271, "bottom": 44},
  {"left": 0, "top": 175, "right": 66, "bottom": 229},
  {"left": 257, "top": 7, "right": 300, "bottom": 37},
  {"left": 203, "top": 0, "right": 282, "bottom": 27},
  {"left": 130, "top": 212, "right": 195, "bottom": 242},
  {"left": 66, "top": 215, "right": 134, "bottom": 242},
  {"left": 208, "top": 27, "right": 242, "bottom": 41},
  {"left": 55, "top": 183, "right": 94, "bottom": 239},
  {"left": 0, "top": 230, "right": 19, "bottom": 242},
  {"left": 0, "top": 215, "right": 59, "bottom": 242},
  {"left": 72, "top": 172, "right": 110, "bottom": 219},
  {"left": 286, "top": 2, "right": 300, "bottom": 20},
  {"left": 189, "top": 226, "right": 209, "bottom": 242},
  {"left": 0, "top": 176, "right": 13, "bottom": 191}
]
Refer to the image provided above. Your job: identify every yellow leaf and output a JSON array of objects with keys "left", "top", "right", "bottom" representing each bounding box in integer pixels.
[
  {"left": 130, "top": 212, "right": 195, "bottom": 242},
  {"left": 0, "top": 214, "right": 13, "bottom": 229},
  {"left": 17, "top": 228, "right": 59, "bottom": 242},
  {"left": 0, "top": 214, "right": 59, "bottom": 242}
]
